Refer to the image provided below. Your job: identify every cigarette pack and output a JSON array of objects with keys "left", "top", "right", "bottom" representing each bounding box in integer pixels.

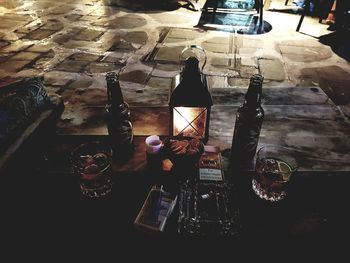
[
  {"left": 134, "top": 185, "right": 177, "bottom": 233},
  {"left": 198, "top": 145, "right": 225, "bottom": 183}
]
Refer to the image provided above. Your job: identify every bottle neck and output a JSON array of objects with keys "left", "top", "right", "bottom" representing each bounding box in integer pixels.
[
  {"left": 106, "top": 74, "right": 124, "bottom": 106},
  {"left": 244, "top": 75, "right": 263, "bottom": 108}
]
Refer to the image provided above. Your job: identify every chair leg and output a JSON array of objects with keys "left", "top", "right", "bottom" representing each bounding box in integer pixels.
[
  {"left": 296, "top": 0, "right": 311, "bottom": 31},
  {"left": 285, "top": 0, "right": 289, "bottom": 5},
  {"left": 259, "top": 0, "right": 264, "bottom": 31}
]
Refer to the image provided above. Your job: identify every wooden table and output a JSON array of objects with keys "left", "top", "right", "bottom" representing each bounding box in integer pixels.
[{"left": 1, "top": 86, "right": 349, "bottom": 246}]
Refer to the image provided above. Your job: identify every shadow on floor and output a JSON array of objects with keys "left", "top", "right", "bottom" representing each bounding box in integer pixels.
[
  {"left": 319, "top": 30, "right": 350, "bottom": 62},
  {"left": 103, "top": 0, "right": 181, "bottom": 12}
]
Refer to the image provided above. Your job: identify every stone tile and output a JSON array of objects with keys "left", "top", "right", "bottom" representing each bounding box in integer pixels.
[
  {"left": 0, "top": 41, "right": 33, "bottom": 53},
  {"left": 239, "top": 66, "right": 260, "bottom": 79},
  {"left": 9, "top": 52, "right": 41, "bottom": 61},
  {"left": 0, "top": 40, "right": 9, "bottom": 49},
  {"left": 100, "top": 52, "right": 127, "bottom": 65},
  {"left": 79, "top": 15, "right": 101, "bottom": 22},
  {"left": 0, "top": 14, "right": 32, "bottom": 29},
  {"left": 258, "top": 58, "right": 286, "bottom": 81},
  {"left": 87, "top": 62, "right": 122, "bottom": 74},
  {"left": 207, "top": 75, "right": 227, "bottom": 89},
  {"left": 240, "top": 57, "right": 258, "bottom": 68},
  {"left": 71, "top": 5, "right": 98, "bottom": 16},
  {"left": 236, "top": 37, "right": 264, "bottom": 48},
  {"left": 167, "top": 28, "right": 204, "bottom": 39},
  {"left": 146, "top": 76, "right": 172, "bottom": 90},
  {"left": 27, "top": 44, "right": 54, "bottom": 53},
  {"left": 93, "top": 14, "right": 147, "bottom": 29},
  {"left": 32, "top": 1, "right": 61, "bottom": 10},
  {"left": 0, "top": 60, "right": 30, "bottom": 72},
  {"left": 73, "top": 28, "right": 104, "bottom": 41},
  {"left": 62, "top": 40, "right": 92, "bottom": 49},
  {"left": 237, "top": 47, "right": 260, "bottom": 55},
  {"left": 41, "top": 19, "right": 64, "bottom": 31},
  {"left": 55, "top": 60, "right": 90, "bottom": 72},
  {"left": 206, "top": 65, "right": 239, "bottom": 77},
  {"left": 91, "top": 34, "right": 121, "bottom": 53},
  {"left": 201, "top": 41, "right": 230, "bottom": 53},
  {"left": 45, "top": 5, "right": 74, "bottom": 15},
  {"left": 89, "top": 7, "right": 119, "bottom": 17},
  {"left": 122, "top": 84, "right": 170, "bottom": 106},
  {"left": 119, "top": 69, "right": 151, "bottom": 85},
  {"left": 108, "top": 41, "right": 136, "bottom": 52},
  {"left": 14, "top": 68, "right": 42, "bottom": 78},
  {"left": 69, "top": 53, "right": 101, "bottom": 62},
  {"left": 33, "top": 57, "right": 53, "bottom": 69},
  {"left": 279, "top": 45, "right": 333, "bottom": 62},
  {"left": 0, "top": 70, "right": 10, "bottom": 79},
  {"left": 162, "top": 37, "right": 187, "bottom": 44},
  {"left": 279, "top": 39, "right": 325, "bottom": 49},
  {"left": 0, "top": 53, "right": 12, "bottom": 63},
  {"left": 14, "top": 21, "right": 43, "bottom": 34},
  {"left": 63, "top": 14, "right": 82, "bottom": 21},
  {"left": 123, "top": 31, "right": 148, "bottom": 45},
  {"left": 210, "top": 57, "right": 230, "bottom": 67},
  {"left": 205, "top": 36, "right": 230, "bottom": 45},
  {"left": 23, "top": 29, "right": 55, "bottom": 40},
  {"left": 0, "top": 14, "right": 31, "bottom": 22},
  {"left": 0, "top": 20, "right": 18, "bottom": 29},
  {"left": 153, "top": 46, "right": 186, "bottom": 62},
  {"left": 152, "top": 64, "right": 179, "bottom": 78},
  {"left": 52, "top": 28, "right": 81, "bottom": 45}
]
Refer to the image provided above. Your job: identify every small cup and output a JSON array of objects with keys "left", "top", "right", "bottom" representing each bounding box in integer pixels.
[
  {"left": 252, "top": 145, "right": 298, "bottom": 202},
  {"left": 145, "top": 135, "right": 163, "bottom": 171},
  {"left": 71, "top": 141, "right": 113, "bottom": 198}
]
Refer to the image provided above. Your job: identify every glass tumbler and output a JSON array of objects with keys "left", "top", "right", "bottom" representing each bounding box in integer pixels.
[
  {"left": 71, "top": 141, "right": 113, "bottom": 198},
  {"left": 252, "top": 145, "right": 298, "bottom": 202}
]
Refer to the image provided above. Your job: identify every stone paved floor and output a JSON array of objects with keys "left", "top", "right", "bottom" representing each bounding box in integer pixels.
[{"left": 1, "top": 0, "right": 350, "bottom": 136}]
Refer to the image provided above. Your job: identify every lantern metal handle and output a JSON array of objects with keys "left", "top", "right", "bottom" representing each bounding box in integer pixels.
[{"left": 179, "top": 45, "right": 207, "bottom": 71}]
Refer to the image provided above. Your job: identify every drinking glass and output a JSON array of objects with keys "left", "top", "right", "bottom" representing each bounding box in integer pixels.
[
  {"left": 71, "top": 141, "right": 113, "bottom": 198},
  {"left": 252, "top": 145, "right": 298, "bottom": 202}
]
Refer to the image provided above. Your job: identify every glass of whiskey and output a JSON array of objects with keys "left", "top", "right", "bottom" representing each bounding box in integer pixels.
[
  {"left": 252, "top": 145, "right": 298, "bottom": 202},
  {"left": 71, "top": 141, "right": 113, "bottom": 198}
]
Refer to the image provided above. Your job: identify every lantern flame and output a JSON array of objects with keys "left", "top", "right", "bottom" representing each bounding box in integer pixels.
[{"left": 173, "top": 107, "right": 206, "bottom": 138}]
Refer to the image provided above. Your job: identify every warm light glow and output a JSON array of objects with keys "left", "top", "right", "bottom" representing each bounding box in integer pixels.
[{"left": 173, "top": 107, "right": 207, "bottom": 139}]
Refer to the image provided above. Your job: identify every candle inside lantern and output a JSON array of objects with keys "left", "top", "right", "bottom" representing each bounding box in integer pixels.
[{"left": 173, "top": 107, "right": 207, "bottom": 139}]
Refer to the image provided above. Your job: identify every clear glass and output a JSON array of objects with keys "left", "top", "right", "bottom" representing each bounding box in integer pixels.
[
  {"left": 71, "top": 142, "right": 113, "bottom": 198},
  {"left": 252, "top": 145, "right": 298, "bottom": 202}
]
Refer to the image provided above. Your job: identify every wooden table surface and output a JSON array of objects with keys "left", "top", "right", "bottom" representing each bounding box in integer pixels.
[{"left": 1, "top": 86, "right": 349, "bottom": 246}]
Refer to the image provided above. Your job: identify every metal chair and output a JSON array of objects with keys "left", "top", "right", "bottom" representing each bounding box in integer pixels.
[
  {"left": 285, "top": 0, "right": 323, "bottom": 31},
  {"left": 200, "top": 0, "right": 264, "bottom": 33}
]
